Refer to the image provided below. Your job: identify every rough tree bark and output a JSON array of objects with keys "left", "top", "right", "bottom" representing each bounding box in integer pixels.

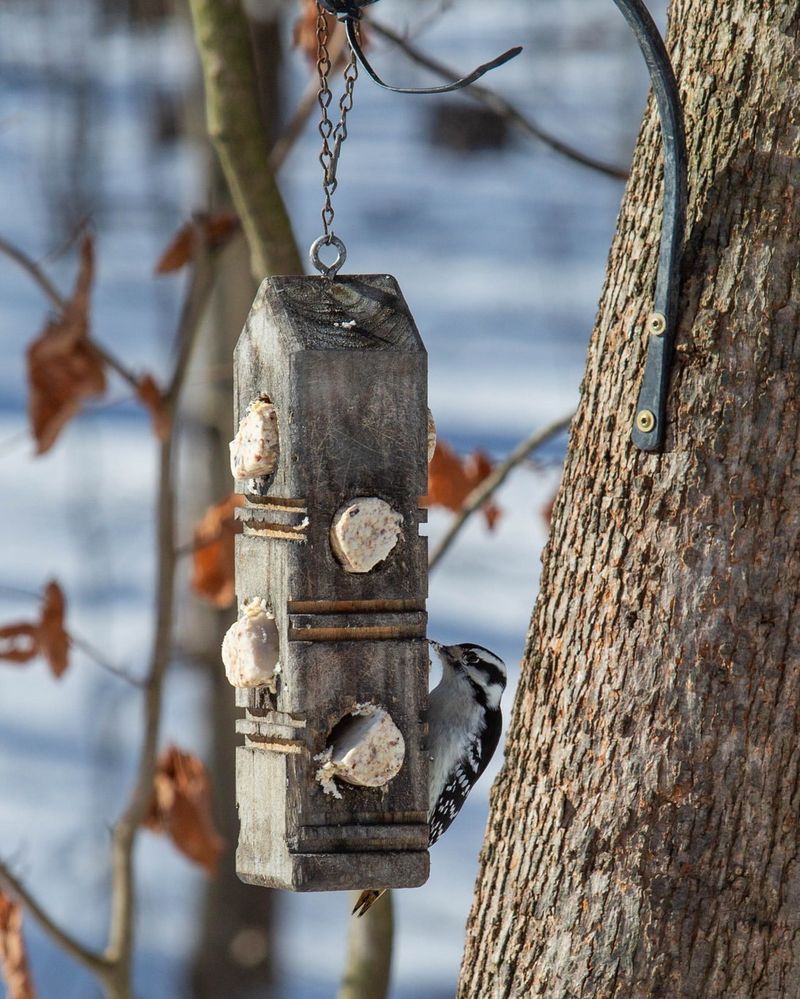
[
  {"left": 459, "top": 2, "right": 800, "bottom": 997},
  {"left": 186, "top": 6, "right": 285, "bottom": 994}
]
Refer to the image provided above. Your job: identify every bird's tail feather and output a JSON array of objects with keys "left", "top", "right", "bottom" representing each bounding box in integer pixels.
[{"left": 352, "top": 888, "right": 386, "bottom": 917}]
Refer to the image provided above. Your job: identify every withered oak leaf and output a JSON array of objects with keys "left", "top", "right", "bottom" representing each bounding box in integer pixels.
[
  {"left": 0, "top": 581, "right": 70, "bottom": 678},
  {"left": 136, "top": 374, "right": 171, "bottom": 442},
  {"left": 427, "top": 438, "right": 501, "bottom": 529},
  {"left": 144, "top": 746, "right": 224, "bottom": 875},
  {"left": 190, "top": 494, "right": 244, "bottom": 609},
  {"left": 26, "top": 234, "right": 106, "bottom": 454},
  {"left": 155, "top": 212, "right": 239, "bottom": 274}
]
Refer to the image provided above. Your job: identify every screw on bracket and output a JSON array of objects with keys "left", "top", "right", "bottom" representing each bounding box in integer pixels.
[
  {"left": 635, "top": 409, "right": 656, "bottom": 434},
  {"left": 613, "top": 0, "right": 687, "bottom": 454}
]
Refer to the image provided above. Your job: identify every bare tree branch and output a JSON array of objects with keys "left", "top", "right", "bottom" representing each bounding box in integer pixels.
[
  {"left": 0, "top": 236, "right": 65, "bottom": 311},
  {"left": 369, "top": 21, "right": 629, "bottom": 182},
  {"left": 104, "top": 245, "right": 213, "bottom": 977},
  {"left": 188, "top": 0, "right": 303, "bottom": 279},
  {"left": 0, "top": 860, "right": 110, "bottom": 976},
  {"left": 69, "top": 633, "right": 144, "bottom": 688},
  {"left": 428, "top": 412, "right": 574, "bottom": 571},
  {"left": 91, "top": 344, "right": 141, "bottom": 393},
  {"left": 0, "top": 234, "right": 142, "bottom": 392},
  {"left": 166, "top": 243, "right": 217, "bottom": 407}
]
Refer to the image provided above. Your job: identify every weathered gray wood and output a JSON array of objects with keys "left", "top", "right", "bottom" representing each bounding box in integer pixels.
[{"left": 234, "top": 275, "right": 430, "bottom": 891}]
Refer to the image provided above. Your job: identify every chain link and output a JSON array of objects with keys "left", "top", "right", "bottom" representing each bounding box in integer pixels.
[{"left": 315, "top": 6, "right": 358, "bottom": 243}]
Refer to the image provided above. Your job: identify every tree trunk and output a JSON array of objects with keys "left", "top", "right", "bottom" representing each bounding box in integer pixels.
[
  {"left": 337, "top": 892, "right": 394, "bottom": 999},
  {"left": 186, "top": 231, "right": 277, "bottom": 999},
  {"left": 459, "top": 2, "right": 800, "bottom": 997}
]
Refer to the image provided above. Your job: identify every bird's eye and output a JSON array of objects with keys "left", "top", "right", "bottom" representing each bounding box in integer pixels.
[{"left": 463, "top": 651, "right": 479, "bottom": 666}]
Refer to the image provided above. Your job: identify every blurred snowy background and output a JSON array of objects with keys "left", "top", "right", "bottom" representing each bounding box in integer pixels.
[{"left": 0, "top": 0, "right": 661, "bottom": 995}]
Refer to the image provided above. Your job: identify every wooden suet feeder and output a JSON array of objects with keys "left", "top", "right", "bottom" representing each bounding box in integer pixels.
[{"left": 230, "top": 274, "right": 430, "bottom": 892}]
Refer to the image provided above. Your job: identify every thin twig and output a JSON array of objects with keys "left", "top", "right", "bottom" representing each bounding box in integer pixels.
[
  {"left": 428, "top": 412, "right": 574, "bottom": 571},
  {"left": 0, "top": 585, "right": 41, "bottom": 602},
  {"left": 0, "top": 234, "right": 142, "bottom": 391},
  {"left": 0, "top": 235, "right": 65, "bottom": 311},
  {"left": 166, "top": 240, "right": 216, "bottom": 407},
  {"left": 92, "top": 343, "right": 140, "bottom": 392},
  {"left": 105, "top": 243, "right": 213, "bottom": 977},
  {"left": 0, "top": 860, "right": 110, "bottom": 976},
  {"left": 370, "top": 21, "right": 629, "bottom": 182},
  {"left": 69, "top": 634, "right": 144, "bottom": 689}
]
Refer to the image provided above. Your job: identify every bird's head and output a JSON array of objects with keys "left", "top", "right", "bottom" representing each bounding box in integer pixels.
[{"left": 429, "top": 641, "right": 507, "bottom": 710}]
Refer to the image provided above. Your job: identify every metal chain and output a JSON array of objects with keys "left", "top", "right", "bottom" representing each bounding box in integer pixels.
[
  {"left": 311, "top": 7, "right": 359, "bottom": 277},
  {"left": 315, "top": 8, "right": 358, "bottom": 242},
  {"left": 316, "top": 8, "right": 335, "bottom": 237}
]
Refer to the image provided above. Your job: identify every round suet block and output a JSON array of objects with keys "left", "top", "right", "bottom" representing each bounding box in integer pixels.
[
  {"left": 230, "top": 398, "right": 279, "bottom": 481},
  {"left": 315, "top": 704, "right": 405, "bottom": 799},
  {"left": 222, "top": 599, "right": 280, "bottom": 690},
  {"left": 330, "top": 497, "right": 403, "bottom": 573}
]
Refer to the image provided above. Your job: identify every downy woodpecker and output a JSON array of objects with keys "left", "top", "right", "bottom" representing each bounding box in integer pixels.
[{"left": 353, "top": 640, "right": 506, "bottom": 917}]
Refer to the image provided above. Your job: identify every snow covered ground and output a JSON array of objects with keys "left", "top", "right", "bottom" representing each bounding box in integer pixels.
[{"left": 0, "top": 0, "right": 658, "bottom": 995}]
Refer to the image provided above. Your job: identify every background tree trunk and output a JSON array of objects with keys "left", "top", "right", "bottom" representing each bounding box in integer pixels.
[
  {"left": 459, "top": 2, "right": 800, "bottom": 997},
  {"left": 337, "top": 892, "right": 394, "bottom": 999}
]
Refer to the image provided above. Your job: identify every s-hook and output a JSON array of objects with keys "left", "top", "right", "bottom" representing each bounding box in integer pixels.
[
  {"left": 613, "top": 0, "right": 687, "bottom": 453},
  {"left": 317, "top": 0, "right": 523, "bottom": 96}
]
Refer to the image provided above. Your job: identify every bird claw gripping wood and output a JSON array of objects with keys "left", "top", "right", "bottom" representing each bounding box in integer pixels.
[{"left": 316, "top": 0, "right": 522, "bottom": 96}]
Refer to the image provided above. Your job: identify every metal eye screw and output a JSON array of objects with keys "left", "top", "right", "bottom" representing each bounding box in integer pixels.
[{"left": 310, "top": 234, "right": 348, "bottom": 279}]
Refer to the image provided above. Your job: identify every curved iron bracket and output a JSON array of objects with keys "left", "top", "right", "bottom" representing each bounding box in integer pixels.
[
  {"left": 318, "top": 0, "right": 522, "bottom": 96},
  {"left": 613, "top": 0, "right": 687, "bottom": 452},
  {"left": 317, "top": 0, "right": 686, "bottom": 452}
]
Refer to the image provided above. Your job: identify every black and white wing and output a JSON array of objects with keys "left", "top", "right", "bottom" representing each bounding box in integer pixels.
[{"left": 428, "top": 711, "right": 501, "bottom": 847}]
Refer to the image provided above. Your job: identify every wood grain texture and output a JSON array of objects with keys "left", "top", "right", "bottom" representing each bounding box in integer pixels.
[
  {"left": 234, "top": 275, "right": 430, "bottom": 891},
  {"left": 460, "top": 2, "right": 800, "bottom": 996}
]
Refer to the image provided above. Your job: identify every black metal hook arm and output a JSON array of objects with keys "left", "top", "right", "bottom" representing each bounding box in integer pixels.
[
  {"left": 318, "top": 0, "right": 685, "bottom": 452},
  {"left": 613, "top": 0, "right": 687, "bottom": 452},
  {"left": 318, "top": 0, "right": 522, "bottom": 96},
  {"left": 346, "top": 17, "right": 522, "bottom": 95}
]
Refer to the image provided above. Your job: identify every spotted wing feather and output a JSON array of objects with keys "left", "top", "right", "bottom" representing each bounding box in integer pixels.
[{"left": 429, "top": 708, "right": 501, "bottom": 846}]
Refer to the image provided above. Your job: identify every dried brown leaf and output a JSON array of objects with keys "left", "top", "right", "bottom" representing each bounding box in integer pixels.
[
  {"left": 293, "top": 0, "right": 333, "bottom": 65},
  {"left": 155, "top": 212, "right": 239, "bottom": 274},
  {"left": 191, "top": 494, "right": 244, "bottom": 608},
  {"left": 26, "top": 234, "right": 106, "bottom": 454},
  {"left": 144, "top": 746, "right": 224, "bottom": 875},
  {"left": 136, "top": 374, "right": 171, "bottom": 441},
  {"left": 0, "top": 582, "right": 70, "bottom": 677},
  {"left": 0, "top": 624, "right": 38, "bottom": 665},
  {"left": 0, "top": 892, "right": 38, "bottom": 999},
  {"left": 38, "top": 581, "right": 69, "bottom": 678},
  {"left": 427, "top": 439, "right": 501, "bottom": 529},
  {"left": 293, "top": 0, "right": 366, "bottom": 66}
]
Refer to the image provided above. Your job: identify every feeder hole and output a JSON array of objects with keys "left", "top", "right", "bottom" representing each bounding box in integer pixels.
[{"left": 315, "top": 703, "right": 405, "bottom": 799}]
